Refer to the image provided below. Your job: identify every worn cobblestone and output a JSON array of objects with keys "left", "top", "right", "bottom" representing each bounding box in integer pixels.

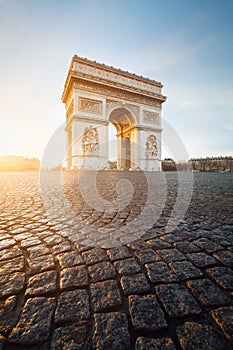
[
  {"left": 135, "top": 336, "right": 177, "bottom": 350},
  {"left": 211, "top": 306, "right": 233, "bottom": 345},
  {"left": 90, "top": 280, "right": 122, "bottom": 312}
]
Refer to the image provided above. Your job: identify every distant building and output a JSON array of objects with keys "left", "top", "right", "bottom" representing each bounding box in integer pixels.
[
  {"left": 190, "top": 156, "right": 233, "bottom": 172},
  {"left": 0, "top": 156, "right": 40, "bottom": 172}
]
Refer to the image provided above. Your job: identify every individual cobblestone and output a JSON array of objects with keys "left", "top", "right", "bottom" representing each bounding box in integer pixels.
[
  {"left": 9, "top": 297, "right": 56, "bottom": 345},
  {"left": 211, "top": 306, "right": 233, "bottom": 345},
  {"left": 186, "top": 252, "right": 219, "bottom": 268},
  {"left": 0, "top": 256, "right": 24, "bottom": 276},
  {"left": 128, "top": 294, "right": 167, "bottom": 331},
  {"left": 135, "top": 248, "right": 162, "bottom": 264},
  {"left": 107, "top": 246, "right": 132, "bottom": 261},
  {"left": 93, "top": 312, "right": 130, "bottom": 350},
  {"left": 213, "top": 250, "right": 233, "bottom": 267},
  {"left": 51, "top": 322, "right": 92, "bottom": 350},
  {"left": 114, "top": 258, "right": 141, "bottom": 275},
  {"left": 206, "top": 266, "right": 233, "bottom": 290},
  {"left": 169, "top": 260, "right": 203, "bottom": 281},
  {"left": 88, "top": 261, "right": 116, "bottom": 282},
  {"left": 0, "top": 272, "right": 25, "bottom": 297},
  {"left": 29, "top": 255, "right": 55, "bottom": 275},
  {"left": 120, "top": 273, "right": 150, "bottom": 294},
  {"left": 155, "top": 284, "right": 202, "bottom": 318},
  {"left": 26, "top": 270, "right": 57, "bottom": 296},
  {"left": 135, "top": 336, "right": 177, "bottom": 350},
  {"left": 56, "top": 251, "right": 84, "bottom": 268},
  {"left": 27, "top": 244, "right": 51, "bottom": 258},
  {"left": 55, "top": 290, "right": 90, "bottom": 323},
  {"left": 60, "top": 265, "right": 88, "bottom": 289},
  {"left": 90, "top": 280, "right": 122, "bottom": 312},
  {"left": 0, "top": 246, "right": 23, "bottom": 261},
  {"left": 145, "top": 261, "right": 179, "bottom": 283},
  {"left": 157, "top": 248, "right": 186, "bottom": 263},
  {"left": 83, "top": 248, "right": 108, "bottom": 265},
  {"left": 176, "top": 321, "right": 227, "bottom": 350},
  {"left": 0, "top": 295, "right": 18, "bottom": 335}
]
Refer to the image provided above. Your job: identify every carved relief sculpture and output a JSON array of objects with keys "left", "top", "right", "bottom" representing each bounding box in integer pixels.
[
  {"left": 79, "top": 97, "right": 102, "bottom": 114},
  {"left": 145, "top": 135, "right": 158, "bottom": 157},
  {"left": 143, "top": 111, "right": 159, "bottom": 124},
  {"left": 82, "top": 126, "right": 99, "bottom": 154}
]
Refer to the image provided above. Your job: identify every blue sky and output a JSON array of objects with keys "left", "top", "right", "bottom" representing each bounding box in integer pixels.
[{"left": 0, "top": 0, "right": 232, "bottom": 162}]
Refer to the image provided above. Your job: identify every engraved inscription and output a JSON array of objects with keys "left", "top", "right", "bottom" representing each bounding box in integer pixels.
[
  {"left": 79, "top": 97, "right": 102, "bottom": 114},
  {"left": 143, "top": 111, "right": 159, "bottom": 124}
]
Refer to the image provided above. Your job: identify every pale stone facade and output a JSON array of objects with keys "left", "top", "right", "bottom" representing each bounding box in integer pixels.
[{"left": 62, "top": 55, "right": 167, "bottom": 170}]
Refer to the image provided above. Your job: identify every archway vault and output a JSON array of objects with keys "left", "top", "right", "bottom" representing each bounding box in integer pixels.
[{"left": 63, "top": 55, "right": 166, "bottom": 170}]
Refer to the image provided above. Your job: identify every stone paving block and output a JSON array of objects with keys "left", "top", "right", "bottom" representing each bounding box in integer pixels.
[
  {"left": 145, "top": 262, "right": 179, "bottom": 283},
  {"left": 21, "top": 237, "right": 41, "bottom": 248},
  {"left": 0, "top": 246, "right": 23, "bottom": 261},
  {"left": 135, "top": 336, "right": 177, "bottom": 350},
  {"left": 44, "top": 235, "right": 64, "bottom": 246},
  {"left": 211, "top": 306, "right": 233, "bottom": 345},
  {"left": 114, "top": 258, "right": 141, "bottom": 275},
  {"left": 51, "top": 322, "right": 92, "bottom": 350},
  {"left": 0, "top": 256, "right": 24, "bottom": 276},
  {"left": 147, "top": 238, "right": 172, "bottom": 250},
  {"left": 93, "top": 312, "right": 130, "bottom": 350},
  {"left": 186, "top": 278, "right": 231, "bottom": 307},
  {"left": 120, "top": 273, "right": 150, "bottom": 295},
  {"left": 213, "top": 250, "right": 233, "bottom": 267},
  {"left": 9, "top": 297, "right": 56, "bottom": 345},
  {"left": 206, "top": 267, "right": 233, "bottom": 290},
  {"left": 90, "top": 280, "right": 122, "bottom": 312},
  {"left": 56, "top": 251, "right": 84, "bottom": 268},
  {"left": 128, "top": 294, "right": 167, "bottom": 331},
  {"left": 169, "top": 261, "right": 202, "bottom": 281},
  {"left": 0, "top": 295, "right": 18, "bottom": 335},
  {"left": 135, "top": 248, "right": 162, "bottom": 264},
  {"left": 55, "top": 290, "right": 90, "bottom": 323},
  {"left": 155, "top": 284, "right": 202, "bottom": 318},
  {"left": 27, "top": 244, "right": 51, "bottom": 258},
  {"left": 186, "top": 252, "right": 219, "bottom": 268},
  {"left": 176, "top": 321, "right": 227, "bottom": 350},
  {"left": 157, "top": 248, "right": 186, "bottom": 263},
  {"left": 127, "top": 239, "right": 151, "bottom": 250},
  {"left": 107, "top": 246, "right": 132, "bottom": 261},
  {"left": 83, "top": 248, "right": 108, "bottom": 265},
  {"left": 193, "top": 238, "right": 221, "bottom": 253},
  {"left": 88, "top": 261, "right": 116, "bottom": 282},
  {"left": 29, "top": 255, "right": 55, "bottom": 275},
  {"left": 60, "top": 265, "right": 88, "bottom": 289},
  {"left": 0, "top": 272, "right": 25, "bottom": 297},
  {"left": 0, "top": 238, "right": 16, "bottom": 251},
  {"left": 26, "top": 270, "right": 57, "bottom": 296},
  {"left": 175, "top": 241, "right": 200, "bottom": 254},
  {"left": 52, "top": 242, "right": 71, "bottom": 254}
]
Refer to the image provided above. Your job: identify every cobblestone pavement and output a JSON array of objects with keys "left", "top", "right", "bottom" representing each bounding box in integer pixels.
[{"left": 0, "top": 171, "right": 232, "bottom": 350}]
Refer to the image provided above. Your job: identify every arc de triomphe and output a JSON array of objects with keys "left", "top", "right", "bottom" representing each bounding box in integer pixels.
[{"left": 62, "top": 55, "right": 167, "bottom": 170}]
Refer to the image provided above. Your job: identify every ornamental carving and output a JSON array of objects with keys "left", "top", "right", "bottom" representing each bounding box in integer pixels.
[
  {"left": 82, "top": 126, "right": 99, "bottom": 154},
  {"left": 143, "top": 111, "right": 159, "bottom": 124},
  {"left": 145, "top": 135, "right": 158, "bottom": 157},
  {"left": 79, "top": 97, "right": 102, "bottom": 114}
]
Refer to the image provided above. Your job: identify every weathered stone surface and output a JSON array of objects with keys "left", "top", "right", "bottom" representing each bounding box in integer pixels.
[
  {"left": 175, "top": 241, "right": 200, "bottom": 254},
  {"left": 21, "top": 237, "right": 41, "bottom": 248},
  {"left": 0, "top": 295, "right": 18, "bottom": 335},
  {"left": 44, "top": 235, "right": 64, "bottom": 246},
  {"left": 9, "top": 297, "right": 56, "bottom": 345},
  {"left": 29, "top": 255, "right": 55, "bottom": 275},
  {"left": 114, "top": 258, "right": 141, "bottom": 275},
  {"left": 176, "top": 321, "right": 226, "bottom": 350},
  {"left": 83, "top": 248, "right": 108, "bottom": 265},
  {"left": 193, "top": 238, "right": 220, "bottom": 253},
  {"left": 0, "top": 246, "right": 23, "bottom": 261},
  {"left": 187, "top": 252, "right": 218, "bottom": 268},
  {"left": 157, "top": 248, "right": 186, "bottom": 263},
  {"left": 51, "top": 322, "right": 92, "bottom": 350},
  {"left": 145, "top": 261, "right": 178, "bottom": 283},
  {"left": 206, "top": 267, "right": 233, "bottom": 290},
  {"left": 135, "top": 248, "right": 162, "bottom": 264},
  {"left": 211, "top": 306, "right": 233, "bottom": 344},
  {"left": 0, "top": 272, "right": 25, "bottom": 297},
  {"left": 0, "top": 238, "right": 16, "bottom": 251},
  {"left": 135, "top": 336, "right": 177, "bottom": 350},
  {"left": 128, "top": 294, "right": 167, "bottom": 331},
  {"left": 27, "top": 244, "right": 51, "bottom": 258},
  {"left": 213, "top": 250, "right": 233, "bottom": 267},
  {"left": 169, "top": 261, "right": 202, "bottom": 281},
  {"left": 0, "top": 256, "right": 24, "bottom": 276},
  {"left": 107, "top": 246, "right": 132, "bottom": 261},
  {"left": 120, "top": 273, "right": 150, "bottom": 295},
  {"left": 90, "top": 280, "right": 122, "bottom": 312},
  {"left": 93, "top": 312, "right": 130, "bottom": 350},
  {"left": 56, "top": 251, "right": 84, "bottom": 268},
  {"left": 155, "top": 284, "right": 201, "bottom": 318},
  {"left": 186, "top": 279, "right": 231, "bottom": 307},
  {"left": 88, "top": 261, "right": 116, "bottom": 282},
  {"left": 147, "top": 238, "right": 171, "bottom": 250},
  {"left": 60, "top": 266, "right": 88, "bottom": 289},
  {"left": 26, "top": 271, "right": 57, "bottom": 296},
  {"left": 55, "top": 290, "right": 90, "bottom": 323},
  {"left": 52, "top": 242, "right": 71, "bottom": 254}
]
